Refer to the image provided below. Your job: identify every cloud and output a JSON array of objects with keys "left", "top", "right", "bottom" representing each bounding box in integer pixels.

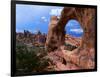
[
  {"left": 66, "top": 20, "right": 81, "bottom": 27},
  {"left": 70, "top": 29, "right": 83, "bottom": 33},
  {"left": 16, "top": 29, "right": 24, "bottom": 33},
  {"left": 41, "top": 16, "right": 47, "bottom": 22},
  {"left": 41, "top": 16, "right": 46, "bottom": 19},
  {"left": 49, "top": 8, "right": 63, "bottom": 16},
  {"left": 33, "top": 30, "right": 38, "bottom": 34}
]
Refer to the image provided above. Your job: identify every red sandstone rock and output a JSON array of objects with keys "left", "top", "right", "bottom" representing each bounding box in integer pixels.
[{"left": 45, "top": 7, "right": 95, "bottom": 71}]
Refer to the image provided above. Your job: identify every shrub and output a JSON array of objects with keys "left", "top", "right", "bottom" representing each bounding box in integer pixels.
[{"left": 16, "top": 43, "right": 49, "bottom": 75}]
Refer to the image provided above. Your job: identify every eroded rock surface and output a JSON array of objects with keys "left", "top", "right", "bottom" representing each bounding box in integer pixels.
[{"left": 46, "top": 7, "right": 96, "bottom": 52}]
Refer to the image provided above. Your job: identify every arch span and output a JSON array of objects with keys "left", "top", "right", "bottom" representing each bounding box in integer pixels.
[{"left": 46, "top": 7, "right": 96, "bottom": 52}]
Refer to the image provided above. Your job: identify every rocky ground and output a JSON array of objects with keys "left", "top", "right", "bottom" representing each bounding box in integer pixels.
[
  {"left": 45, "top": 47, "right": 95, "bottom": 71},
  {"left": 16, "top": 33, "right": 95, "bottom": 72},
  {"left": 45, "top": 37, "right": 95, "bottom": 71}
]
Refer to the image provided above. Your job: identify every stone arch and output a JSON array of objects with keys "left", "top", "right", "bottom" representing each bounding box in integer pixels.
[{"left": 46, "top": 7, "right": 96, "bottom": 52}]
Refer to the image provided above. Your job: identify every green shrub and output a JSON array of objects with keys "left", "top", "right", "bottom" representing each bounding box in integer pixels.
[{"left": 16, "top": 43, "right": 49, "bottom": 75}]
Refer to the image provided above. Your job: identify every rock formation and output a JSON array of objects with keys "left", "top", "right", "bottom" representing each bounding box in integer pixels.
[{"left": 46, "top": 7, "right": 96, "bottom": 52}]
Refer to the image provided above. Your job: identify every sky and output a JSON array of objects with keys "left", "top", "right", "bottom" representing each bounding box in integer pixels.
[{"left": 16, "top": 4, "right": 83, "bottom": 37}]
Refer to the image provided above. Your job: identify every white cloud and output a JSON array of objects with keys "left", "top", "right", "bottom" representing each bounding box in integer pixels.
[
  {"left": 49, "top": 8, "right": 63, "bottom": 16},
  {"left": 33, "top": 30, "right": 38, "bottom": 34},
  {"left": 16, "top": 29, "right": 23, "bottom": 33},
  {"left": 70, "top": 29, "right": 83, "bottom": 33},
  {"left": 41, "top": 16, "right": 47, "bottom": 22},
  {"left": 41, "top": 16, "right": 45, "bottom": 19}
]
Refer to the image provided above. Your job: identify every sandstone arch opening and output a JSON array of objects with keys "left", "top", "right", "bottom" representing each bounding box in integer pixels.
[
  {"left": 64, "top": 19, "right": 83, "bottom": 51},
  {"left": 46, "top": 7, "right": 95, "bottom": 53}
]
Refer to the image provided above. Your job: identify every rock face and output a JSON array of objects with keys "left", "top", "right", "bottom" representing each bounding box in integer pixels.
[
  {"left": 46, "top": 16, "right": 65, "bottom": 51},
  {"left": 46, "top": 7, "right": 96, "bottom": 52}
]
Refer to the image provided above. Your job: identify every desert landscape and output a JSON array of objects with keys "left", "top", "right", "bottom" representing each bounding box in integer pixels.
[
  {"left": 16, "top": 31, "right": 95, "bottom": 74},
  {"left": 16, "top": 5, "right": 96, "bottom": 75}
]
